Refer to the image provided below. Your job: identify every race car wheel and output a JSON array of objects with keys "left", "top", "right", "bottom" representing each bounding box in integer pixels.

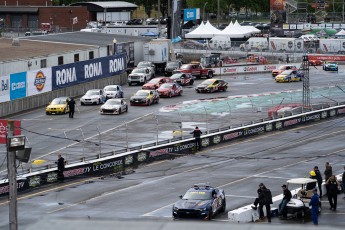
[
  {"left": 46, "top": 112, "right": 50, "bottom": 115},
  {"left": 118, "top": 108, "right": 122, "bottom": 114},
  {"left": 223, "top": 86, "right": 227, "bottom": 92},
  {"left": 128, "top": 82, "right": 132, "bottom": 86},
  {"left": 63, "top": 108, "right": 67, "bottom": 114},
  {"left": 220, "top": 200, "right": 226, "bottom": 213},
  {"left": 126, "top": 106, "right": 128, "bottom": 112},
  {"left": 81, "top": 102, "right": 85, "bottom": 106},
  {"left": 168, "top": 93, "right": 172, "bottom": 98},
  {"left": 190, "top": 79, "right": 194, "bottom": 85}
]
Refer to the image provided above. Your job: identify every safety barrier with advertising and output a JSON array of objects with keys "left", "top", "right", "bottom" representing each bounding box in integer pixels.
[
  {"left": 0, "top": 104, "right": 344, "bottom": 196},
  {"left": 212, "top": 64, "right": 298, "bottom": 75}
]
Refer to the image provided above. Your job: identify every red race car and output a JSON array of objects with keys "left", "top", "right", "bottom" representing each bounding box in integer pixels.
[
  {"left": 157, "top": 83, "right": 183, "bottom": 97},
  {"left": 170, "top": 73, "right": 194, "bottom": 86},
  {"left": 142, "top": 77, "right": 172, "bottom": 90},
  {"left": 309, "top": 60, "right": 323, "bottom": 66}
]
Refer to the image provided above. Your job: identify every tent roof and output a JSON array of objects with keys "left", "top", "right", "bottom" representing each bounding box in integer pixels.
[
  {"left": 185, "top": 21, "right": 220, "bottom": 39},
  {"left": 217, "top": 21, "right": 248, "bottom": 38},
  {"left": 335, "top": 29, "right": 345, "bottom": 35}
]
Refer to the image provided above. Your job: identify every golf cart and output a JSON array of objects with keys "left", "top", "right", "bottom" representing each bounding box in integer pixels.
[{"left": 285, "top": 178, "right": 321, "bottom": 218}]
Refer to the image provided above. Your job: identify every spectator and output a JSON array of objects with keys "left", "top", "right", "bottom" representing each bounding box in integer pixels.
[
  {"left": 251, "top": 183, "right": 265, "bottom": 210},
  {"left": 278, "top": 184, "right": 292, "bottom": 219},
  {"left": 190, "top": 126, "right": 202, "bottom": 151},
  {"left": 314, "top": 166, "right": 323, "bottom": 197},
  {"left": 67, "top": 98, "right": 76, "bottom": 118},
  {"left": 258, "top": 183, "right": 272, "bottom": 222},
  {"left": 324, "top": 162, "right": 333, "bottom": 193},
  {"left": 56, "top": 154, "right": 65, "bottom": 182}
]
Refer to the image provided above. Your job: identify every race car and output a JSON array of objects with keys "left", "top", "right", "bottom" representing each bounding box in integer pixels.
[
  {"left": 142, "top": 77, "right": 171, "bottom": 90},
  {"left": 172, "top": 184, "right": 226, "bottom": 220},
  {"left": 100, "top": 98, "right": 128, "bottom": 115},
  {"left": 323, "top": 61, "right": 338, "bottom": 71},
  {"left": 103, "top": 85, "right": 124, "bottom": 99},
  {"left": 309, "top": 60, "right": 323, "bottom": 66},
  {"left": 272, "top": 65, "right": 298, "bottom": 77},
  {"left": 195, "top": 79, "right": 228, "bottom": 93},
  {"left": 170, "top": 73, "right": 194, "bottom": 86},
  {"left": 46, "top": 96, "right": 71, "bottom": 115},
  {"left": 157, "top": 83, "right": 183, "bottom": 97},
  {"left": 130, "top": 90, "right": 159, "bottom": 106},
  {"left": 80, "top": 89, "right": 106, "bottom": 105},
  {"left": 275, "top": 70, "right": 304, "bottom": 83}
]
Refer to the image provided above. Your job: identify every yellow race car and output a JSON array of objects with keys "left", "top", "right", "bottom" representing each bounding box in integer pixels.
[
  {"left": 195, "top": 79, "right": 228, "bottom": 93},
  {"left": 46, "top": 96, "right": 71, "bottom": 115},
  {"left": 275, "top": 70, "right": 304, "bottom": 83}
]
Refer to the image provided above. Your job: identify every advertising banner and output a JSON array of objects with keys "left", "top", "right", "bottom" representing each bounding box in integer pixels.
[
  {"left": 184, "top": 8, "right": 200, "bottom": 21},
  {"left": 10, "top": 72, "right": 26, "bottom": 100},
  {"left": 308, "top": 55, "right": 345, "bottom": 61},
  {"left": 52, "top": 53, "right": 126, "bottom": 90},
  {"left": 27, "top": 68, "right": 52, "bottom": 96},
  {"left": 0, "top": 75, "right": 10, "bottom": 103},
  {"left": 0, "top": 120, "right": 21, "bottom": 144}
]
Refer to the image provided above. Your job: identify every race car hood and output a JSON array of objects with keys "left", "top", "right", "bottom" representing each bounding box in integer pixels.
[
  {"left": 130, "top": 95, "right": 147, "bottom": 100},
  {"left": 157, "top": 88, "right": 170, "bottom": 93},
  {"left": 143, "top": 83, "right": 156, "bottom": 88},
  {"left": 82, "top": 95, "right": 99, "bottom": 99},
  {"left": 129, "top": 73, "right": 145, "bottom": 77},
  {"left": 276, "top": 74, "right": 288, "bottom": 78},
  {"left": 46, "top": 104, "right": 66, "bottom": 109},
  {"left": 101, "top": 104, "right": 120, "bottom": 110},
  {"left": 196, "top": 83, "right": 210, "bottom": 88},
  {"left": 174, "top": 199, "right": 211, "bottom": 209}
]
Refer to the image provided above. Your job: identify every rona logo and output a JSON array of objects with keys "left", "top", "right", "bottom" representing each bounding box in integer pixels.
[{"left": 34, "top": 71, "right": 46, "bottom": 91}]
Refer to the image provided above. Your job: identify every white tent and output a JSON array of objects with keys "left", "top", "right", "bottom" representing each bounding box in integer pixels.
[
  {"left": 335, "top": 29, "right": 345, "bottom": 36},
  {"left": 185, "top": 21, "right": 221, "bottom": 39},
  {"left": 217, "top": 21, "right": 249, "bottom": 38},
  {"left": 242, "top": 26, "right": 261, "bottom": 34}
]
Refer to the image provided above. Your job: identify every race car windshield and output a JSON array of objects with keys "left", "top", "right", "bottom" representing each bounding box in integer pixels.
[
  {"left": 170, "top": 74, "right": 182, "bottom": 79},
  {"left": 86, "top": 91, "right": 99, "bottom": 96},
  {"left": 160, "top": 84, "right": 172, "bottom": 88},
  {"left": 180, "top": 65, "right": 192, "bottom": 70},
  {"left": 148, "top": 79, "right": 160, "bottom": 84},
  {"left": 138, "top": 63, "right": 150, "bottom": 68},
  {"left": 105, "top": 100, "right": 121, "bottom": 105},
  {"left": 279, "top": 66, "right": 287, "bottom": 70},
  {"left": 182, "top": 191, "right": 212, "bottom": 200},
  {"left": 202, "top": 80, "right": 214, "bottom": 85},
  {"left": 51, "top": 98, "right": 66, "bottom": 105},
  {"left": 104, "top": 86, "right": 117, "bottom": 91},
  {"left": 136, "top": 91, "right": 149, "bottom": 96},
  {"left": 328, "top": 62, "right": 337, "bottom": 65},
  {"left": 167, "top": 62, "right": 179, "bottom": 67},
  {"left": 280, "top": 70, "right": 292, "bottom": 75},
  {"left": 132, "top": 69, "right": 145, "bottom": 73}
]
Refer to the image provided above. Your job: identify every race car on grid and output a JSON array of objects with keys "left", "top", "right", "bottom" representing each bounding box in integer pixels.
[
  {"left": 130, "top": 90, "right": 159, "bottom": 106},
  {"left": 172, "top": 184, "right": 226, "bottom": 220},
  {"left": 195, "top": 79, "right": 228, "bottom": 93},
  {"left": 157, "top": 82, "right": 183, "bottom": 97},
  {"left": 275, "top": 69, "right": 304, "bottom": 83}
]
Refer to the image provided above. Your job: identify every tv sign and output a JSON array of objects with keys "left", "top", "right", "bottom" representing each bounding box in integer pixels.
[{"left": 184, "top": 8, "right": 200, "bottom": 21}]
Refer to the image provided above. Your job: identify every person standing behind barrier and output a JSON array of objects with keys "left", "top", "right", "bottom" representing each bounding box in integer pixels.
[
  {"left": 326, "top": 175, "right": 340, "bottom": 211},
  {"left": 278, "top": 184, "right": 292, "bottom": 219},
  {"left": 190, "top": 126, "right": 202, "bottom": 151},
  {"left": 324, "top": 162, "right": 333, "bottom": 193},
  {"left": 309, "top": 188, "right": 320, "bottom": 225},
  {"left": 67, "top": 98, "right": 76, "bottom": 118},
  {"left": 56, "top": 154, "right": 65, "bottom": 182},
  {"left": 258, "top": 184, "right": 272, "bottom": 222},
  {"left": 314, "top": 166, "right": 323, "bottom": 197}
]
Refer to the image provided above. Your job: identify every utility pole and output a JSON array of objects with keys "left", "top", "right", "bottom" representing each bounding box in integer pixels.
[
  {"left": 158, "top": 0, "right": 161, "bottom": 37},
  {"left": 7, "top": 120, "right": 18, "bottom": 230}
]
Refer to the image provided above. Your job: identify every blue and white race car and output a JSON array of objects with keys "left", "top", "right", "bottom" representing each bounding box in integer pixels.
[
  {"left": 172, "top": 184, "right": 226, "bottom": 220},
  {"left": 323, "top": 61, "right": 338, "bottom": 71}
]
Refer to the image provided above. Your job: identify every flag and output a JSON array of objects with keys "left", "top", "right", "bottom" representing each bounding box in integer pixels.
[{"left": 73, "top": 17, "right": 78, "bottom": 25}]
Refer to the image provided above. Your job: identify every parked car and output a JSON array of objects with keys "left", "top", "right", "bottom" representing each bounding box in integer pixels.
[
  {"left": 80, "top": 89, "right": 106, "bottom": 105},
  {"left": 172, "top": 184, "right": 226, "bottom": 220},
  {"left": 130, "top": 90, "right": 159, "bottom": 106},
  {"left": 46, "top": 96, "right": 71, "bottom": 115},
  {"left": 170, "top": 73, "right": 194, "bottom": 86},
  {"left": 128, "top": 68, "right": 153, "bottom": 86},
  {"left": 165, "top": 61, "right": 182, "bottom": 76},
  {"left": 195, "top": 79, "right": 228, "bottom": 93},
  {"left": 142, "top": 77, "right": 172, "bottom": 90},
  {"left": 103, "top": 85, "right": 124, "bottom": 99},
  {"left": 100, "top": 98, "right": 128, "bottom": 115},
  {"left": 157, "top": 83, "right": 183, "bottom": 97}
]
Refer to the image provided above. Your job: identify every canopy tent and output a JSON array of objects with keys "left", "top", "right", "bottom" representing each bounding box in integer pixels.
[
  {"left": 335, "top": 29, "right": 345, "bottom": 37},
  {"left": 242, "top": 26, "right": 261, "bottom": 34},
  {"left": 185, "top": 21, "right": 220, "bottom": 39},
  {"left": 217, "top": 21, "right": 249, "bottom": 38},
  {"left": 309, "top": 28, "right": 337, "bottom": 37}
]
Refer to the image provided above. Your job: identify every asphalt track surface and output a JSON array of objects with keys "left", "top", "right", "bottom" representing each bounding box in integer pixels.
[
  {"left": 1, "top": 66, "right": 345, "bottom": 175},
  {"left": 1, "top": 67, "right": 345, "bottom": 228}
]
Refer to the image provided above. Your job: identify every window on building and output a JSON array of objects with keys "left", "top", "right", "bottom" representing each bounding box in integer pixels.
[
  {"left": 89, "top": 51, "right": 94, "bottom": 60},
  {"left": 74, "top": 53, "right": 79, "bottom": 62},
  {"left": 58, "top": 56, "right": 64, "bottom": 65},
  {"left": 40, "top": 59, "right": 47, "bottom": 68}
]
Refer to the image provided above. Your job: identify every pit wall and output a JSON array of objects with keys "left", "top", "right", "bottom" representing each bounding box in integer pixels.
[{"left": 1, "top": 103, "right": 344, "bottom": 196}]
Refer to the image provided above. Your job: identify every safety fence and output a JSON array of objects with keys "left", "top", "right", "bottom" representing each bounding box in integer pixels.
[{"left": 1, "top": 100, "right": 345, "bottom": 196}]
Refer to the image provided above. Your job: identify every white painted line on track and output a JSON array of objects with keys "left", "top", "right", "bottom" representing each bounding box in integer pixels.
[{"left": 142, "top": 202, "right": 174, "bottom": 216}]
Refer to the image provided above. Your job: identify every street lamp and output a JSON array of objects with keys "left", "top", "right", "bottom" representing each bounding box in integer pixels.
[
  {"left": 7, "top": 135, "right": 25, "bottom": 152},
  {"left": 203, "top": 2, "right": 208, "bottom": 22}
]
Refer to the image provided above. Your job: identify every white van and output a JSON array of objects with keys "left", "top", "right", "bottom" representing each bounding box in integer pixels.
[
  {"left": 240, "top": 37, "right": 269, "bottom": 51},
  {"left": 207, "top": 35, "right": 232, "bottom": 50}
]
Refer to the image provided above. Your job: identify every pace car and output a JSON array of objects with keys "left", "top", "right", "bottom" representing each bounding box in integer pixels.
[
  {"left": 100, "top": 99, "right": 128, "bottom": 115},
  {"left": 130, "top": 90, "right": 159, "bottom": 106},
  {"left": 142, "top": 77, "right": 171, "bottom": 90},
  {"left": 323, "top": 61, "right": 338, "bottom": 71},
  {"left": 272, "top": 65, "right": 298, "bottom": 77},
  {"left": 172, "top": 184, "right": 226, "bottom": 220},
  {"left": 170, "top": 73, "right": 194, "bottom": 86},
  {"left": 80, "top": 89, "right": 106, "bottom": 105},
  {"left": 275, "top": 70, "right": 304, "bottom": 83},
  {"left": 46, "top": 97, "right": 71, "bottom": 115},
  {"left": 195, "top": 79, "right": 228, "bottom": 93},
  {"left": 157, "top": 83, "right": 183, "bottom": 97}
]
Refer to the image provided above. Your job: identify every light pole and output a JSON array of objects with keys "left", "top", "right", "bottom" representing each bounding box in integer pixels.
[{"left": 203, "top": 2, "right": 208, "bottom": 22}]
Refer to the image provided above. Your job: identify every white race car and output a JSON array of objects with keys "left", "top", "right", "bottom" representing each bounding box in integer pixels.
[
  {"left": 103, "top": 85, "right": 124, "bottom": 99},
  {"left": 100, "top": 98, "right": 128, "bottom": 115},
  {"left": 80, "top": 89, "right": 106, "bottom": 105}
]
